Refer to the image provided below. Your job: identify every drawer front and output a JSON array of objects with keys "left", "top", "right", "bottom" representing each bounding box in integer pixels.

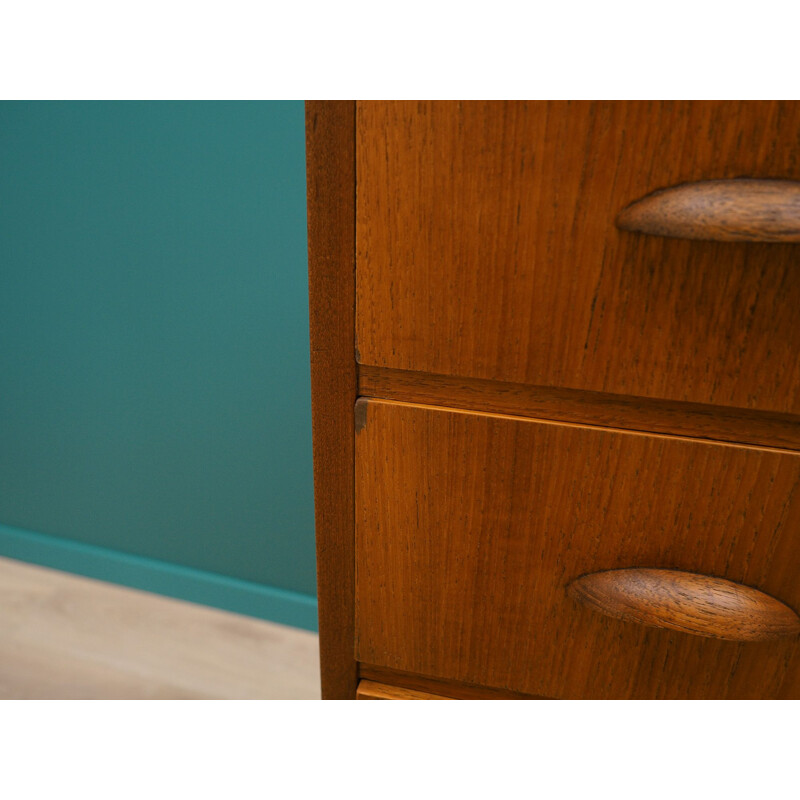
[
  {"left": 356, "top": 101, "right": 800, "bottom": 414},
  {"left": 355, "top": 399, "right": 800, "bottom": 699}
]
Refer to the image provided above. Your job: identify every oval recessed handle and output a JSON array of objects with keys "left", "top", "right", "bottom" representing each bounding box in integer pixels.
[
  {"left": 616, "top": 179, "right": 800, "bottom": 242},
  {"left": 568, "top": 568, "right": 800, "bottom": 642}
]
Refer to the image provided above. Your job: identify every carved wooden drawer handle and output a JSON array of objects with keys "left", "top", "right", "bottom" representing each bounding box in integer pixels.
[
  {"left": 616, "top": 179, "right": 800, "bottom": 242},
  {"left": 568, "top": 568, "right": 800, "bottom": 641}
]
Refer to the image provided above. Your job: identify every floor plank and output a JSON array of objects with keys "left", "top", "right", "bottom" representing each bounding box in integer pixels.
[{"left": 0, "top": 556, "right": 320, "bottom": 699}]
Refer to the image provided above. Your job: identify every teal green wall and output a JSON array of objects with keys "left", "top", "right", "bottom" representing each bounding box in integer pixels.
[{"left": 0, "top": 101, "right": 317, "bottom": 630}]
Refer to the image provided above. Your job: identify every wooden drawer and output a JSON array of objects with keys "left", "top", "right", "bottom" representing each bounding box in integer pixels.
[
  {"left": 356, "top": 101, "right": 800, "bottom": 414},
  {"left": 355, "top": 399, "right": 800, "bottom": 699}
]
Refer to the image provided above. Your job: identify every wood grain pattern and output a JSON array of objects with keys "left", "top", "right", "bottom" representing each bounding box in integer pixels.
[
  {"left": 359, "top": 365, "right": 800, "bottom": 451},
  {"left": 306, "top": 101, "right": 357, "bottom": 700},
  {"left": 356, "top": 680, "right": 451, "bottom": 700},
  {"left": 355, "top": 399, "right": 800, "bottom": 699},
  {"left": 617, "top": 179, "right": 800, "bottom": 242},
  {"left": 359, "top": 664, "right": 543, "bottom": 700},
  {"left": 568, "top": 568, "right": 800, "bottom": 641},
  {"left": 356, "top": 101, "right": 800, "bottom": 414}
]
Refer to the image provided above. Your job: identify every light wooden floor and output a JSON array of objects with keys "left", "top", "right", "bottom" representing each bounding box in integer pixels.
[{"left": 0, "top": 556, "right": 321, "bottom": 699}]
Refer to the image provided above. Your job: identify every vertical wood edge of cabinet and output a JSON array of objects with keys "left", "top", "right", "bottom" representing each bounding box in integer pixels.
[{"left": 306, "top": 100, "right": 358, "bottom": 699}]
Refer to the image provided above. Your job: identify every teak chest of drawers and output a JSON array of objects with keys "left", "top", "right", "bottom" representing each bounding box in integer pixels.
[{"left": 306, "top": 101, "right": 800, "bottom": 700}]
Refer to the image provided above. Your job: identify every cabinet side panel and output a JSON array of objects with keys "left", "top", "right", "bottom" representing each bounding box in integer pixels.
[{"left": 306, "top": 101, "right": 357, "bottom": 699}]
